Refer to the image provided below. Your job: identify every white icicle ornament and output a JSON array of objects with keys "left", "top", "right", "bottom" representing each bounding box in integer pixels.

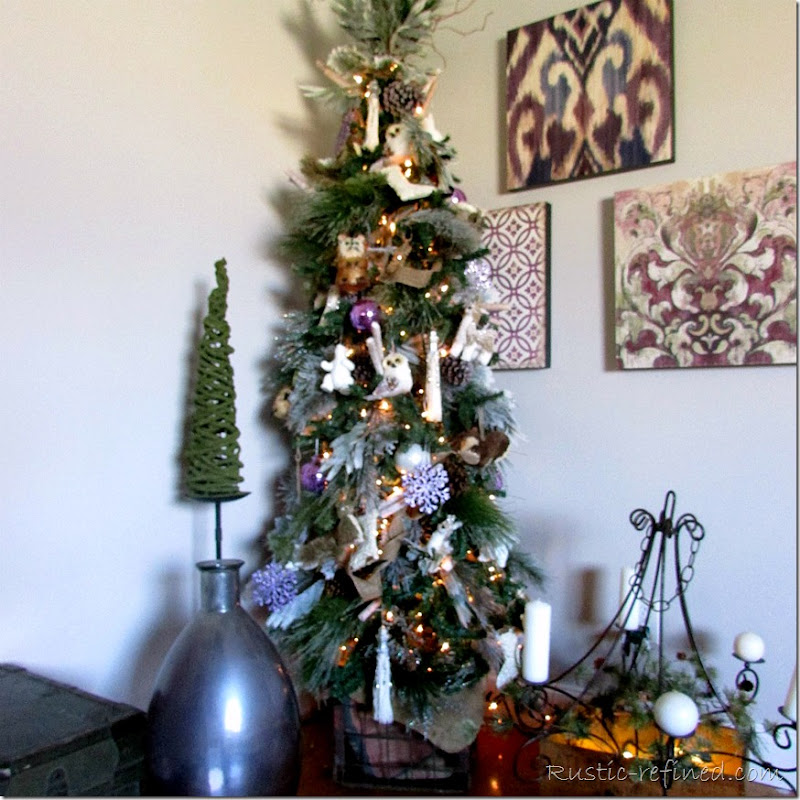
[
  {"left": 364, "top": 80, "right": 381, "bottom": 151},
  {"left": 373, "top": 624, "right": 394, "bottom": 724},
  {"left": 366, "top": 320, "right": 384, "bottom": 375},
  {"left": 424, "top": 330, "right": 442, "bottom": 422}
]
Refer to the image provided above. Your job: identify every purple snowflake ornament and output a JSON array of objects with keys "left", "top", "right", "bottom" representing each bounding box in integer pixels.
[
  {"left": 402, "top": 462, "right": 450, "bottom": 515},
  {"left": 250, "top": 562, "right": 299, "bottom": 611}
]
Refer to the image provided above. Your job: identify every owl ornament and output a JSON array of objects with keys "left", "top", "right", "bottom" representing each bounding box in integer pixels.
[
  {"left": 368, "top": 122, "right": 435, "bottom": 202},
  {"left": 334, "top": 233, "right": 371, "bottom": 294},
  {"left": 366, "top": 352, "right": 413, "bottom": 399}
]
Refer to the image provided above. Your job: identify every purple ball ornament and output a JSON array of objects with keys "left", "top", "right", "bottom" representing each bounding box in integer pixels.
[
  {"left": 300, "top": 456, "right": 326, "bottom": 494},
  {"left": 491, "top": 468, "right": 504, "bottom": 492},
  {"left": 450, "top": 188, "right": 468, "bottom": 204},
  {"left": 349, "top": 298, "right": 380, "bottom": 332}
]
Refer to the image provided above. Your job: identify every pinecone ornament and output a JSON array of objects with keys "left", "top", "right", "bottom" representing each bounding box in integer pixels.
[
  {"left": 443, "top": 456, "right": 470, "bottom": 497},
  {"left": 326, "top": 569, "right": 356, "bottom": 600},
  {"left": 382, "top": 80, "right": 423, "bottom": 117},
  {"left": 351, "top": 352, "right": 374, "bottom": 386},
  {"left": 441, "top": 354, "right": 473, "bottom": 386}
]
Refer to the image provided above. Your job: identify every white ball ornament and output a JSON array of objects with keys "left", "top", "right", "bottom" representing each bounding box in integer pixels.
[
  {"left": 653, "top": 691, "right": 700, "bottom": 738},
  {"left": 733, "top": 631, "right": 765, "bottom": 663},
  {"left": 395, "top": 444, "right": 431, "bottom": 473}
]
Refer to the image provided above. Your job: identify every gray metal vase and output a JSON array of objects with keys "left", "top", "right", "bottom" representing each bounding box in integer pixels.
[{"left": 146, "top": 559, "right": 301, "bottom": 796}]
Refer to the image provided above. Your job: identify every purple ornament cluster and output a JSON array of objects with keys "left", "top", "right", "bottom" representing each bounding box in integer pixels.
[{"left": 251, "top": 562, "right": 299, "bottom": 612}]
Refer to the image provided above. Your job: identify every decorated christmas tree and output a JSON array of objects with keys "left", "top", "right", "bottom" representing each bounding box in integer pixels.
[
  {"left": 183, "top": 258, "right": 248, "bottom": 558},
  {"left": 251, "top": 0, "right": 541, "bottom": 752}
]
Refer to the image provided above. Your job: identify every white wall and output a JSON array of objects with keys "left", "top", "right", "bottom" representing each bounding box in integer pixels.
[
  {"left": 431, "top": 0, "right": 797, "bottom": 761},
  {"left": 1, "top": 0, "right": 342, "bottom": 709},
  {"left": 1, "top": 0, "right": 795, "bottom": 760}
]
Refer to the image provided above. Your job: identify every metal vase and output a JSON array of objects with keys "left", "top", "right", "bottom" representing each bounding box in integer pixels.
[{"left": 146, "top": 559, "right": 301, "bottom": 796}]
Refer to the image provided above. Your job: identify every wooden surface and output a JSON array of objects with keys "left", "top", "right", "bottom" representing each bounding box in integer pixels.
[{"left": 297, "top": 707, "right": 792, "bottom": 797}]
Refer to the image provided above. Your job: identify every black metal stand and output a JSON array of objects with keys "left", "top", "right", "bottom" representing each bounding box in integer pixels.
[{"left": 503, "top": 491, "right": 796, "bottom": 795}]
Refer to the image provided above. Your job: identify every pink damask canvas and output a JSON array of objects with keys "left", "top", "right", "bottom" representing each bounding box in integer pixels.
[
  {"left": 614, "top": 162, "right": 797, "bottom": 369},
  {"left": 482, "top": 203, "right": 551, "bottom": 370}
]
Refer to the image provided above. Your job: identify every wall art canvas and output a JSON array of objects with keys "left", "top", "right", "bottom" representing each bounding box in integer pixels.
[
  {"left": 614, "top": 161, "right": 797, "bottom": 369},
  {"left": 506, "top": 0, "right": 674, "bottom": 191},
  {"left": 481, "top": 202, "right": 551, "bottom": 370}
]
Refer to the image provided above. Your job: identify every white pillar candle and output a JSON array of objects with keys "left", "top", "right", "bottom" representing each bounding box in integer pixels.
[
  {"left": 782, "top": 666, "right": 797, "bottom": 721},
  {"left": 733, "top": 631, "right": 765, "bottom": 662},
  {"left": 522, "top": 599, "right": 551, "bottom": 683},
  {"left": 619, "top": 567, "right": 644, "bottom": 631}
]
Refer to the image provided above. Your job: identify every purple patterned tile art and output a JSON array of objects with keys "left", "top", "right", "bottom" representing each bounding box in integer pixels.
[{"left": 482, "top": 203, "right": 551, "bottom": 370}]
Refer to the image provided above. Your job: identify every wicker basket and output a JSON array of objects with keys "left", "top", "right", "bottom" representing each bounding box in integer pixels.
[{"left": 333, "top": 702, "right": 470, "bottom": 793}]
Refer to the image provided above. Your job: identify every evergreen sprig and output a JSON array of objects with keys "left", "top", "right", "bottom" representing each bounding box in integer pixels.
[
  {"left": 445, "top": 487, "right": 516, "bottom": 551},
  {"left": 546, "top": 648, "right": 762, "bottom": 773},
  {"left": 277, "top": 595, "right": 366, "bottom": 695},
  {"left": 331, "top": 0, "right": 444, "bottom": 58},
  {"left": 285, "top": 172, "right": 395, "bottom": 248},
  {"left": 403, "top": 207, "right": 484, "bottom": 257}
]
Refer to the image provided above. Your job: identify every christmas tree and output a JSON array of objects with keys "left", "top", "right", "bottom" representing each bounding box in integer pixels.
[
  {"left": 251, "top": 0, "right": 541, "bottom": 752},
  {"left": 183, "top": 258, "right": 248, "bottom": 558}
]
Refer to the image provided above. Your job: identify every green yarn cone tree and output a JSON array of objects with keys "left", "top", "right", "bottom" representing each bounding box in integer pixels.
[{"left": 183, "top": 258, "right": 248, "bottom": 558}]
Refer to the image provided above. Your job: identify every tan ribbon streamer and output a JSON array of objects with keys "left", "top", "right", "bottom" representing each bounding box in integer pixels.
[
  {"left": 347, "top": 513, "right": 407, "bottom": 602},
  {"left": 380, "top": 258, "right": 442, "bottom": 289}
]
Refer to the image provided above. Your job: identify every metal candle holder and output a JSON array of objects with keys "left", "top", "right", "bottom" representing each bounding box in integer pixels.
[{"left": 505, "top": 490, "right": 796, "bottom": 795}]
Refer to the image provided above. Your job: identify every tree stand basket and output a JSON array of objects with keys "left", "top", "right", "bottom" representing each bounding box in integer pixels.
[{"left": 333, "top": 702, "right": 470, "bottom": 793}]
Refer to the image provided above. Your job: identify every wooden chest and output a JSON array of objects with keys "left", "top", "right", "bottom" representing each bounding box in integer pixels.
[{"left": 0, "top": 664, "right": 146, "bottom": 796}]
